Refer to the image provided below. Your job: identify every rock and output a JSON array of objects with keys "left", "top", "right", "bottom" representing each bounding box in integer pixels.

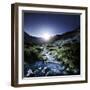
[{"left": 26, "top": 69, "right": 33, "bottom": 77}]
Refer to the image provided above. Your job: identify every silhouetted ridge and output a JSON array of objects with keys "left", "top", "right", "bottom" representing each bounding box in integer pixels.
[
  {"left": 24, "top": 27, "right": 80, "bottom": 45},
  {"left": 24, "top": 32, "right": 45, "bottom": 45}
]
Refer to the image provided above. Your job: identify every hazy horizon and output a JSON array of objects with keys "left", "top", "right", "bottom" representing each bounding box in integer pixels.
[{"left": 24, "top": 26, "right": 79, "bottom": 39}]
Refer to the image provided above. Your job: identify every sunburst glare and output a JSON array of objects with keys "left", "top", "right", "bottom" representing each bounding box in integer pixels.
[{"left": 42, "top": 33, "right": 51, "bottom": 41}]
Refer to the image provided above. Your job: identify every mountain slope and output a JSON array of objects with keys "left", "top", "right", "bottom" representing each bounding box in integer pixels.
[
  {"left": 24, "top": 27, "right": 80, "bottom": 45},
  {"left": 24, "top": 32, "right": 45, "bottom": 45},
  {"left": 50, "top": 27, "right": 80, "bottom": 42}
]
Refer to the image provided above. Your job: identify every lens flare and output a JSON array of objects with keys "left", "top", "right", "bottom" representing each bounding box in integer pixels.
[{"left": 42, "top": 33, "right": 51, "bottom": 41}]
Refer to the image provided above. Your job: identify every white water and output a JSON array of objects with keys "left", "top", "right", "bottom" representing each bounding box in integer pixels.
[{"left": 42, "top": 46, "right": 62, "bottom": 64}]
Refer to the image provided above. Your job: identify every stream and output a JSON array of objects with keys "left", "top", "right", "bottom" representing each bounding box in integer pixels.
[{"left": 24, "top": 46, "right": 68, "bottom": 77}]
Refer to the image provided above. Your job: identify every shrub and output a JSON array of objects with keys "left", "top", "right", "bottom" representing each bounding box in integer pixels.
[
  {"left": 56, "top": 43, "right": 80, "bottom": 71},
  {"left": 24, "top": 45, "right": 43, "bottom": 64}
]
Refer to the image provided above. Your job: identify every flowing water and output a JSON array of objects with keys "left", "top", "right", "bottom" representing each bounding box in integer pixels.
[
  {"left": 24, "top": 46, "right": 68, "bottom": 77},
  {"left": 42, "top": 46, "right": 62, "bottom": 64}
]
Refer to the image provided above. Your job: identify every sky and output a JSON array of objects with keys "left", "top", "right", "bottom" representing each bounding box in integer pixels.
[{"left": 24, "top": 11, "right": 80, "bottom": 38}]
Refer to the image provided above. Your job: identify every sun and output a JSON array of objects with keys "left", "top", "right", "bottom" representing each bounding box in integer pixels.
[{"left": 42, "top": 33, "right": 51, "bottom": 41}]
